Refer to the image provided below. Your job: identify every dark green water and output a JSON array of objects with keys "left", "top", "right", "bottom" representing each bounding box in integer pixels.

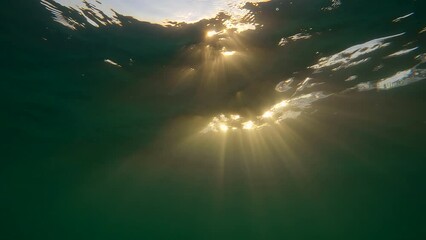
[{"left": 1, "top": 0, "right": 426, "bottom": 239}]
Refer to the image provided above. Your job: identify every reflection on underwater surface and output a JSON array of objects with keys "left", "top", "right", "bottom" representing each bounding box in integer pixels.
[
  {"left": 42, "top": 0, "right": 271, "bottom": 31},
  {"left": 202, "top": 30, "right": 426, "bottom": 132}
]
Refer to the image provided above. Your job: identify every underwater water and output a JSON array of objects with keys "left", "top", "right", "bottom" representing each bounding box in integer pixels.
[{"left": 1, "top": 0, "right": 426, "bottom": 239}]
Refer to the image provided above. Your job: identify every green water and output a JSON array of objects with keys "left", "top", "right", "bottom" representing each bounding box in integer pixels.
[{"left": 1, "top": 0, "right": 426, "bottom": 239}]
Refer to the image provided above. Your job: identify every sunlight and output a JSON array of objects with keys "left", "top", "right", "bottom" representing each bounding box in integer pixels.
[
  {"left": 231, "top": 114, "right": 241, "bottom": 120},
  {"left": 219, "top": 124, "right": 229, "bottom": 132},
  {"left": 206, "top": 30, "right": 218, "bottom": 38},
  {"left": 169, "top": 22, "right": 252, "bottom": 97},
  {"left": 273, "top": 100, "right": 288, "bottom": 110},
  {"left": 262, "top": 111, "right": 274, "bottom": 119},
  {"left": 221, "top": 51, "right": 236, "bottom": 56},
  {"left": 242, "top": 121, "right": 255, "bottom": 130}
]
